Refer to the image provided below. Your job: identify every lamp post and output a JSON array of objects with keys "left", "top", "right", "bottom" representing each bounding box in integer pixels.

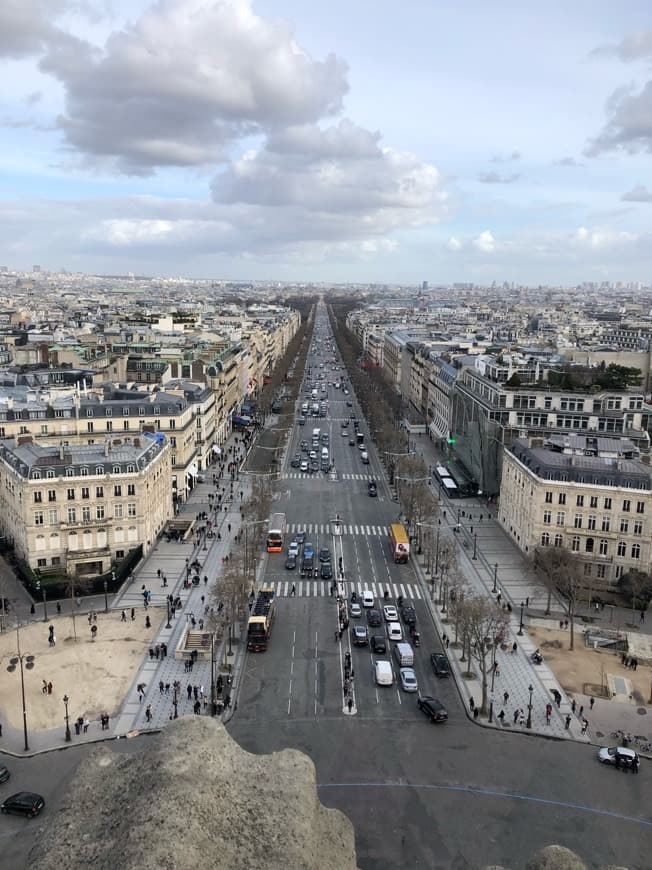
[
  {"left": 166, "top": 596, "right": 172, "bottom": 629},
  {"left": 227, "top": 621, "right": 233, "bottom": 657},
  {"left": 492, "top": 563, "right": 498, "bottom": 594},
  {"left": 488, "top": 639, "right": 497, "bottom": 723},
  {"left": 173, "top": 686, "right": 178, "bottom": 719},
  {"left": 104, "top": 574, "right": 111, "bottom": 613},
  {"left": 210, "top": 633, "right": 217, "bottom": 715},
  {"left": 518, "top": 601, "right": 524, "bottom": 636},
  {"left": 6, "top": 625, "right": 34, "bottom": 752},
  {"left": 63, "top": 694, "right": 71, "bottom": 742},
  {"left": 526, "top": 684, "right": 534, "bottom": 729},
  {"left": 472, "top": 534, "right": 477, "bottom": 560}
]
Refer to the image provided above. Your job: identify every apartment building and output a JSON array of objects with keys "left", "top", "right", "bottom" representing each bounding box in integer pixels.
[
  {"left": 0, "top": 433, "right": 172, "bottom": 577},
  {"left": 500, "top": 434, "right": 652, "bottom": 589}
]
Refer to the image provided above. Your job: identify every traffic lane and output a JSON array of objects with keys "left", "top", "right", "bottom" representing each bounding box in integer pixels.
[{"left": 229, "top": 715, "right": 651, "bottom": 870}]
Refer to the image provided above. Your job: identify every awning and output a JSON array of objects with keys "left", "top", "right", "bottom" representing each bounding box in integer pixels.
[
  {"left": 187, "top": 463, "right": 199, "bottom": 478},
  {"left": 232, "top": 414, "right": 251, "bottom": 426}
]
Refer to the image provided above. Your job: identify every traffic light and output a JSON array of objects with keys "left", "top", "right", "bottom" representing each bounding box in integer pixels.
[{"left": 447, "top": 437, "right": 456, "bottom": 445}]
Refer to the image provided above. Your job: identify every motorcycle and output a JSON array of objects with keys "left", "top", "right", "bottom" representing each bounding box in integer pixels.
[{"left": 411, "top": 631, "right": 420, "bottom": 647}]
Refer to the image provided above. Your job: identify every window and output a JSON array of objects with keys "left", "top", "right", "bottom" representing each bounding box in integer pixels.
[
  {"left": 80, "top": 466, "right": 88, "bottom": 476},
  {"left": 37, "top": 558, "right": 47, "bottom": 568},
  {"left": 127, "top": 484, "right": 135, "bottom": 496},
  {"left": 585, "top": 538, "right": 594, "bottom": 553},
  {"left": 558, "top": 493, "right": 566, "bottom": 505},
  {"left": 34, "top": 511, "right": 44, "bottom": 525},
  {"left": 114, "top": 504, "right": 123, "bottom": 518},
  {"left": 66, "top": 468, "right": 74, "bottom": 477},
  {"left": 636, "top": 501, "right": 645, "bottom": 514},
  {"left": 115, "top": 549, "right": 125, "bottom": 559},
  {"left": 87, "top": 422, "right": 94, "bottom": 433},
  {"left": 556, "top": 512, "right": 565, "bottom": 526},
  {"left": 126, "top": 464, "right": 135, "bottom": 473},
  {"left": 617, "top": 541, "right": 627, "bottom": 556},
  {"left": 96, "top": 505, "right": 105, "bottom": 520},
  {"left": 545, "top": 491, "right": 553, "bottom": 503},
  {"left": 123, "top": 421, "right": 130, "bottom": 431},
  {"left": 620, "top": 519, "right": 629, "bottom": 533},
  {"left": 597, "top": 564, "right": 606, "bottom": 579},
  {"left": 541, "top": 532, "right": 550, "bottom": 546},
  {"left": 113, "top": 466, "right": 121, "bottom": 474},
  {"left": 601, "top": 517, "right": 610, "bottom": 532},
  {"left": 67, "top": 507, "right": 76, "bottom": 523},
  {"left": 67, "top": 488, "right": 75, "bottom": 500},
  {"left": 114, "top": 485, "right": 122, "bottom": 497},
  {"left": 576, "top": 495, "right": 584, "bottom": 507},
  {"left": 106, "top": 421, "right": 113, "bottom": 432},
  {"left": 81, "top": 487, "right": 89, "bottom": 499},
  {"left": 623, "top": 499, "right": 631, "bottom": 512},
  {"left": 47, "top": 468, "right": 55, "bottom": 478},
  {"left": 96, "top": 486, "right": 103, "bottom": 498},
  {"left": 554, "top": 534, "right": 563, "bottom": 547},
  {"left": 543, "top": 510, "right": 551, "bottom": 525},
  {"left": 41, "top": 424, "right": 48, "bottom": 435},
  {"left": 82, "top": 506, "right": 91, "bottom": 522},
  {"left": 34, "top": 491, "right": 42, "bottom": 503},
  {"left": 604, "top": 497, "right": 612, "bottom": 510},
  {"left": 587, "top": 515, "right": 596, "bottom": 530},
  {"left": 571, "top": 536, "right": 580, "bottom": 552},
  {"left": 95, "top": 466, "right": 104, "bottom": 475},
  {"left": 631, "top": 543, "right": 641, "bottom": 559},
  {"left": 590, "top": 496, "right": 598, "bottom": 509},
  {"left": 574, "top": 514, "right": 582, "bottom": 529},
  {"left": 583, "top": 563, "right": 592, "bottom": 577},
  {"left": 127, "top": 503, "right": 137, "bottom": 517},
  {"left": 634, "top": 520, "right": 643, "bottom": 536},
  {"left": 599, "top": 539, "right": 608, "bottom": 556},
  {"left": 48, "top": 509, "right": 58, "bottom": 525},
  {"left": 48, "top": 489, "right": 56, "bottom": 502}
]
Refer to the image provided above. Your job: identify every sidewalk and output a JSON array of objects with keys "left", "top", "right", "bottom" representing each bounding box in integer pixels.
[{"left": 391, "top": 430, "right": 651, "bottom": 748}]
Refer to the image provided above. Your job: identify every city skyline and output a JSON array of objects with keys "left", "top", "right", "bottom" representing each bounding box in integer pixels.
[{"left": 1, "top": 0, "right": 652, "bottom": 283}]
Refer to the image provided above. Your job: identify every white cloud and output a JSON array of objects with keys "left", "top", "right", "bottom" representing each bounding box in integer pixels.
[
  {"left": 621, "top": 184, "right": 652, "bottom": 202},
  {"left": 472, "top": 230, "right": 496, "bottom": 253},
  {"left": 478, "top": 171, "right": 519, "bottom": 184},
  {"left": 447, "top": 236, "right": 462, "bottom": 251},
  {"left": 490, "top": 150, "right": 520, "bottom": 163}
]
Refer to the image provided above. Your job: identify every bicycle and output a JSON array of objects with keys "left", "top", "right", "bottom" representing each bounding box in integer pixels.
[{"left": 610, "top": 729, "right": 632, "bottom": 741}]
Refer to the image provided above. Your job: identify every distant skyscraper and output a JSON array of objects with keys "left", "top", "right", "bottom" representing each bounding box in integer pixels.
[
  {"left": 33, "top": 264, "right": 41, "bottom": 273},
  {"left": 422, "top": 281, "right": 428, "bottom": 291}
]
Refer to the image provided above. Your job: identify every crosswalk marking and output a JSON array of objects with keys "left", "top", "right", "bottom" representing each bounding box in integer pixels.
[
  {"left": 286, "top": 522, "right": 390, "bottom": 538},
  {"left": 281, "top": 472, "right": 376, "bottom": 481},
  {"left": 268, "top": 580, "right": 421, "bottom": 599}
]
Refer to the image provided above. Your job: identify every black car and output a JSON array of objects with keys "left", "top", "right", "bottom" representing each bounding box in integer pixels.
[
  {"left": 370, "top": 635, "right": 387, "bottom": 654},
  {"left": 346, "top": 400, "right": 353, "bottom": 407},
  {"left": 352, "top": 625, "right": 368, "bottom": 646},
  {"left": 368, "top": 481, "right": 378, "bottom": 497},
  {"left": 285, "top": 555, "right": 297, "bottom": 571},
  {"left": 367, "top": 608, "right": 382, "bottom": 627},
  {"left": 1, "top": 792, "right": 44, "bottom": 817},
  {"left": 291, "top": 454, "right": 301, "bottom": 468},
  {"left": 401, "top": 605, "right": 417, "bottom": 626},
  {"left": 310, "top": 460, "right": 319, "bottom": 473},
  {"left": 417, "top": 696, "right": 448, "bottom": 723},
  {"left": 430, "top": 652, "right": 451, "bottom": 678},
  {"left": 320, "top": 562, "right": 333, "bottom": 580},
  {"left": 301, "top": 557, "right": 314, "bottom": 573},
  {"left": 319, "top": 547, "right": 331, "bottom": 563},
  {"left": 348, "top": 438, "right": 356, "bottom": 446}
]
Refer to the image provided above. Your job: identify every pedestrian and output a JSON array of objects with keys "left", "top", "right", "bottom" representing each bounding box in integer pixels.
[
  {"left": 503, "top": 691, "right": 509, "bottom": 705},
  {"left": 145, "top": 705, "right": 152, "bottom": 723},
  {"left": 519, "top": 710, "right": 525, "bottom": 726},
  {"left": 511, "top": 642, "right": 517, "bottom": 654},
  {"left": 641, "top": 610, "right": 646, "bottom": 623},
  {"left": 42, "top": 679, "right": 48, "bottom": 694},
  {"left": 469, "top": 697, "right": 475, "bottom": 712},
  {"left": 347, "top": 697, "right": 353, "bottom": 714},
  {"left": 571, "top": 698, "right": 576, "bottom": 714},
  {"left": 47, "top": 681, "right": 52, "bottom": 695},
  {"left": 121, "top": 610, "right": 127, "bottom": 622},
  {"left": 165, "top": 683, "right": 170, "bottom": 695},
  {"left": 157, "top": 569, "right": 161, "bottom": 579},
  {"left": 145, "top": 615, "right": 151, "bottom": 629},
  {"left": 193, "top": 700, "right": 201, "bottom": 715},
  {"left": 559, "top": 619, "right": 564, "bottom": 630},
  {"left": 291, "top": 583, "right": 296, "bottom": 596},
  {"left": 581, "top": 718, "right": 588, "bottom": 735},
  {"left": 578, "top": 704, "right": 584, "bottom": 718},
  {"left": 204, "top": 575, "right": 208, "bottom": 586},
  {"left": 56, "top": 602, "right": 61, "bottom": 614},
  {"left": 545, "top": 703, "right": 552, "bottom": 724},
  {"left": 159, "top": 680, "right": 164, "bottom": 694},
  {"left": 589, "top": 697, "right": 595, "bottom": 710},
  {"left": 564, "top": 619, "right": 569, "bottom": 630},
  {"left": 565, "top": 714, "right": 571, "bottom": 730},
  {"left": 187, "top": 684, "right": 192, "bottom": 700},
  {"left": 83, "top": 718, "right": 89, "bottom": 733},
  {"left": 131, "top": 608, "right": 135, "bottom": 621},
  {"left": 497, "top": 709, "right": 505, "bottom": 724}
]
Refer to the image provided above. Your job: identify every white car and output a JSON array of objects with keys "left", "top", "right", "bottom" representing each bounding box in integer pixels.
[
  {"left": 362, "top": 590, "right": 374, "bottom": 608},
  {"left": 400, "top": 667, "right": 418, "bottom": 693},
  {"left": 383, "top": 605, "right": 398, "bottom": 622},
  {"left": 350, "top": 602, "right": 362, "bottom": 618},
  {"left": 309, "top": 450, "right": 317, "bottom": 460},
  {"left": 387, "top": 621, "right": 403, "bottom": 642},
  {"left": 598, "top": 746, "right": 640, "bottom": 768},
  {"left": 288, "top": 542, "right": 299, "bottom": 557},
  {"left": 300, "top": 460, "right": 309, "bottom": 472}
]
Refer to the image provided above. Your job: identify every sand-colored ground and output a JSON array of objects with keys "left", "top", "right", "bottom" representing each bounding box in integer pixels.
[
  {"left": 0, "top": 609, "right": 162, "bottom": 731},
  {"left": 529, "top": 625, "right": 650, "bottom": 704}
]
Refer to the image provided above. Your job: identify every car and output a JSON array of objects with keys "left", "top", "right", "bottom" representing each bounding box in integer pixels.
[
  {"left": 0, "top": 765, "right": 10, "bottom": 784},
  {"left": 291, "top": 454, "right": 301, "bottom": 468},
  {"left": 300, "top": 441, "right": 309, "bottom": 452},
  {"left": 341, "top": 429, "right": 349, "bottom": 437},
  {"left": 320, "top": 562, "right": 333, "bottom": 580},
  {"left": 361, "top": 451, "right": 369, "bottom": 464},
  {"left": 294, "top": 531, "right": 305, "bottom": 545},
  {"left": 300, "top": 460, "right": 309, "bottom": 472},
  {"left": 309, "top": 450, "right": 317, "bottom": 460},
  {"left": 362, "top": 590, "right": 374, "bottom": 608},
  {"left": 346, "top": 400, "right": 353, "bottom": 407},
  {"left": 348, "top": 438, "right": 356, "bottom": 446},
  {"left": 352, "top": 625, "right": 368, "bottom": 646},
  {"left": 367, "top": 608, "right": 382, "bottom": 627},
  {"left": 288, "top": 542, "right": 299, "bottom": 557},
  {"left": 350, "top": 601, "right": 362, "bottom": 618},
  {"left": 303, "top": 542, "right": 314, "bottom": 559},
  {"left": 430, "top": 652, "right": 451, "bottom": 677},
  {"left": 598, "top": 746, "right": 640, "bottom": 768},
  {"left": 387, "top": 621, "right": 403, "bottom": 641},
  {"left": 417, "top": 696, "right": 448, "bottom": 723},
  {"left": 400, "top": 667, "right": 418, "bottom": 693},
  {"left": 301, "top": 557, "right": 314, "bottom": 573},
  {"left": 383, "top": 604, "right": 398, "bottom": 622},
  {"left": 370, "top": 635, "right": 387, "bottom": 654},
  {"left": 368, "top": 481, "right": 377, "bottom": 497},
  {"left": 310, "top": 460, "right": 319, "bottom": 473},
  {"left": 285, "top": 554, "right": 297, "bottom": 570},
  {"left": 0, "top": 792, "right": 45, "bottom": 817},
  {"left": 319, "top": 547, "right": 331, "bottom": 563},
  {"left": 401, "top": 605, "right": 417, "bottom": 626}
]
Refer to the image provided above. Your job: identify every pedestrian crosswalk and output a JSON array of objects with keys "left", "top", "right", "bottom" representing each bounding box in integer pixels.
[
  {"left": 282, "top": 472, "right": 376, "bottom": 481},
  {"left": 270, "top": 580, "right": 422, "bottom": 599},
  {"left": 287, "top": 522, "right": 389, "bottom": 538}
]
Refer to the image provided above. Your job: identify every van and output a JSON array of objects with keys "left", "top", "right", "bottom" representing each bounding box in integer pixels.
[
  {"left": 375, "top": 660, "right": 394, "bottom": 686},
  {"left": 394, "top": 642, "right": 414, "bottom": 667}
]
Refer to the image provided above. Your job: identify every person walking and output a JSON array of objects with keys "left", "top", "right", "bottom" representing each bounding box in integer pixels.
[
  {"left": 145, "top": 615, "right": 151, "bottom": 629},
  {"left": 589, "top": 697, "right": 595, "bottom": 710},
  {"left": 347, "top": 697, "right": 353, "bottom": 714},
  {"left": 121, "top": 610, "right": 127, "bottom": 622},
  {"left": 545, "top": 703, "right": 552, "bottom": 725},
  {"left": 497, "top": 709, "right": 505, "bottom": 724},
  {"left": 145, "top": 705, "right": 152, "bottom": 723},
  {"left": 291, "top": 583, "right": 296, "bottom": 596},
  {"left": 565, "top": 714, "right": 571, "bottom": 730},
  {"left": 581, "top": 718, "right": 589, "bottom": 735},
  {"left": 503, "top": 691, "right": 509, "bottom": 706}
]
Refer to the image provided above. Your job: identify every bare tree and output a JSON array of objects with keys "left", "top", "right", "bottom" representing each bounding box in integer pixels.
[
  {"left": 533, "top": 547, "right": 583, "bottom": 650},
  {"left": 465, "top": 596, "right": 508, "bottom": 714},
  {"left": 437, "top": 537, "right": 457, "bottom": 607},
  {"left": 620, "top": 569, "right": 652, "bottom": 623}
]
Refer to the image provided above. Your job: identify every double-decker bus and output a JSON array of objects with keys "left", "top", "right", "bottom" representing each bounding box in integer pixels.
[{"left": 266, "top": 512, "right": 286, "bottom": 552}]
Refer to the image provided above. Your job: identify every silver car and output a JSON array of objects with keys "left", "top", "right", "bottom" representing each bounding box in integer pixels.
[{"left": 400, "top": 667, "right": 418, "bottom": 692}]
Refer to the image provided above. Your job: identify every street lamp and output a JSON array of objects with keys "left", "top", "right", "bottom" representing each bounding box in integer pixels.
[
  {"left": 173, "top": 686, "right": 178, "bottom": 719},
  {"left": 104, "top": 574, "right": 111, "bottom": 613},
  {"left": 210, "top": 633, "right": 217, "bottom": 716},
  {"left": 518, "top": 601, "right": 524, "bottom": 636},
  {"left": 472, "top": 534, "right": 477, "bottom": 560},
  {"left": 526, "top": 684, "right": 534, "bottom": 729},
  {"left": 63, "top": 694, "right": 71, "bottom": 742},
  {"left": 166, "top": 596, "right": 172, "bottom": 629},
  {"left": 6, "top": 625, "right": 34, "bottom": 752},
  {"left": 492, "top": 563, "right": 498, "bottom": 594},
  {"left": 35, "top": 581, "right": 48, "bottom": 622}
]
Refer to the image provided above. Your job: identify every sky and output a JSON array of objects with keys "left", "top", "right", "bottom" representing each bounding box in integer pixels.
[{"left": 1, "top": 0, "right": 652, "bottom": 285}]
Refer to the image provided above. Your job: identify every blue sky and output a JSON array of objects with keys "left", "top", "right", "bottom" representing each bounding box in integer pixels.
[{"left": 1, "top": 0, "right": 651, "bottom": 283}]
